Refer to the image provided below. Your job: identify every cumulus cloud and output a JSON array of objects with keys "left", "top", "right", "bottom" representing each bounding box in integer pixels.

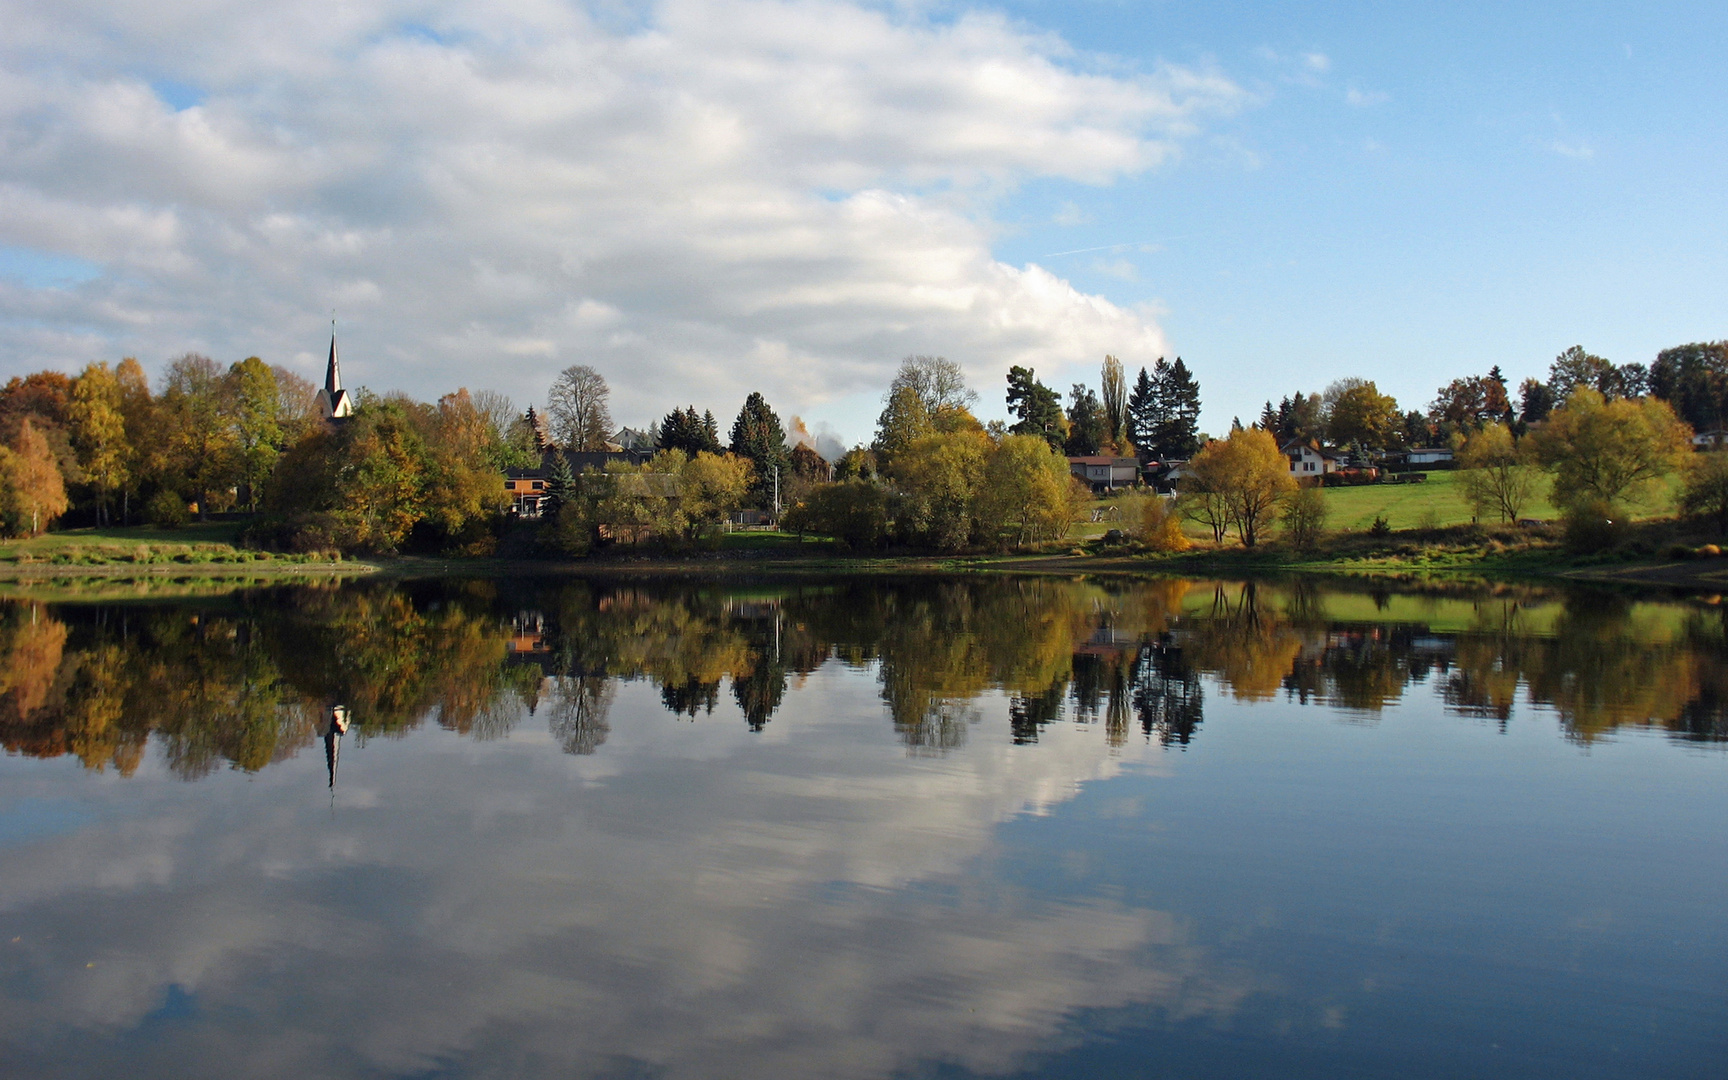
[{"left": 0, "top": 0, "right": 1244, "bottom": 428}]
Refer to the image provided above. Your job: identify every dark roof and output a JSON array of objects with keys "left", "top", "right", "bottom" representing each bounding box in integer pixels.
[{"left": 1066, "top": 456, "right": 1139, "bottom": 467}]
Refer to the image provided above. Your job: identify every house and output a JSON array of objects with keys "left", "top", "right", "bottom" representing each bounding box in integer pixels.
[
  {"left": 1282, "top": 441, "right": 1343, "bottom": 479},
  {"left": 314, "top": 332, "right": 352, "bottom": 421},
  {"left": 505, "top": 470, "right": 548, "bottom": 517},
  {"left": 1143, "top": 459, "right": 1190, "bottom": 493},
  {"left": 1067, "top": 456, "right": 1140, "bottom": 491},
  {"left": 1407, "top": 447, "right": 1454, "bottom": 466},
  {"left": 611, "top": 427, "right": 655, "bottom": 452},
  {"left": 1693, "top": 430, "right": 1728, "bottom": 450},
  {"left": 505, "top": 449, "right": 657, "bottom": 518}
]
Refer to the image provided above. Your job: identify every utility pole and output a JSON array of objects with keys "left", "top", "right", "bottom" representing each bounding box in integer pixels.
[{"left": 773, "top": 465, "right": 780, "bottom": 519}]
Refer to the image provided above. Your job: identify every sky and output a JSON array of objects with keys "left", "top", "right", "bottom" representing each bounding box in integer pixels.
[{"left": 0, "top": 0, "right": 1723, "bottom": 448}]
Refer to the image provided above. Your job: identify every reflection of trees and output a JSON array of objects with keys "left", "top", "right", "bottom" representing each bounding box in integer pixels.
[
  {"left": 1183, "top": 583, "right": 1304, "bottom": 702},
  {"left": 546, "top": 675, "right": 615, "bottom": 755},
  {"left": 8, "top": 575, "right": 1720, "bottom": 783}
]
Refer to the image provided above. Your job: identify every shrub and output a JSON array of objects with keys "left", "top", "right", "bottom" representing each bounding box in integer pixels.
[
  {"left": 1562, "top": 500, "right": 1626, "bottom": 552},
  {"left": 1368, "top": 515, "right": 1391, "bottom": 538},
  {"left": 145, "top": 490, "right": 190, "bottom": 528},
  {"left": 1137, "top": 495, "right": 1190, "bottom": 553}
]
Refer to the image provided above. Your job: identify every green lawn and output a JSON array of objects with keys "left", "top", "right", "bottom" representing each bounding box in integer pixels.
[
  {"left": 1318, "top": 471, "right": 1560, "bottom": 530},
  {"left": 0, "top": 521, "right": 338, "bottom": 567},
  {"left": 0, "top": 522, "right": 245, "bottom": 554}
]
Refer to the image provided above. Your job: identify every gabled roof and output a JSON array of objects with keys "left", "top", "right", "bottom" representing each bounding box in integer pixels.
[{"left": 1279, "top": 440, "right": 1343, "bottom": 459}]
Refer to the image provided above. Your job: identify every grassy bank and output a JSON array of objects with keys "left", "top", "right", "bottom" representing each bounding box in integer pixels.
[{"left": 0, "top": 522, "right": 356, "bottom": 576}]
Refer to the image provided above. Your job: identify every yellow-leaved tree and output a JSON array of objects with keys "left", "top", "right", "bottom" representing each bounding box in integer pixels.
[
  {"left": 1529, "top": 387, "right": 1692, "bottom": 516},
  {"left": 0, "top": 420, "right": 69, "bottom": 536},
  {"left": 1183, "top": 427, "right": 1294, "bottom": 546}
]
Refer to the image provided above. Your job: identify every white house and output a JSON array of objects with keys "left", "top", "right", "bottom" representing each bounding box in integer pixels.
[
  {"left": 1066, "top": 456, "right": 1140, "bottom": 491},
  {"left": 1407, "top": 447, "right": 1454, "bottom": 466},
  {"left": 1281, "top": 441, "right": 1342, "bottom": 478}
]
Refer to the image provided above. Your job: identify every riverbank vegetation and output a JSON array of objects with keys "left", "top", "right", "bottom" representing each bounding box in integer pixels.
[{"left": 4, "top": 339, "right": 1727, "bottom": 579}]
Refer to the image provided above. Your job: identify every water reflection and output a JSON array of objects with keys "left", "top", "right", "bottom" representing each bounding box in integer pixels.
[
  {"left": 0, "top": 575, "right": 1724, "bottom": 1078},
  {"left": 3, "top": 577, "right": 1727, "bottom": 783}
]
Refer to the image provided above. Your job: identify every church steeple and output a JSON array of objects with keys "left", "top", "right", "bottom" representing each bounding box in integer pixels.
[{"left": 315, "top": 324, "right": 353, "bottom": 420}]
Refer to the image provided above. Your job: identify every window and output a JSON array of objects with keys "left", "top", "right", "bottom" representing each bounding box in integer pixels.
[{"left": 532, "top": 481, "right": 544, "bottom": 490}]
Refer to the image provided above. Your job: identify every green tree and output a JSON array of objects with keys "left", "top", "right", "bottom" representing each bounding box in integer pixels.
[
  {"left": 1281, "top": 486, "right": 1328, "bottom": 550},
  {"left": 1529, "top": 387, "right": 1693, "bottom": 514},
  {"left": 1100, "top": 355, "right": 1129, "bottom": 453},
  {"left": 976, "top": 434, "right": 1073, "bottom": 544},
  {"left": 729, "top": 392, "right": 789, "bottom": 508},
  {"left": 1681, "top": 452, "right": 1728, "bottom": 536},
  {"left": 226, "top": 357, "right": 282, "bottom": 511},
  {"left": 873, "top": 384, "right": 932, "bottom": 473},
  {"left": 1152, "top": 358, "right": 1202, "bottom": 458},
  {"left": 1127, "top": 366, "right": 1161, "bottom": 452},
  {"left": 1065, "top": 384, "right": 1105, "bottom": 455},
  {"left": 890, "top": 355, "right": 977, "bottom": 430},
  {"left": 1005, "top": 366, "right": 1065, "bottom": 450}
]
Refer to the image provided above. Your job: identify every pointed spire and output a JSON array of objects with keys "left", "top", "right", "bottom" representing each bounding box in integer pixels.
[{"left": 326, "top": 322, "right": 342, "bottom": 395}]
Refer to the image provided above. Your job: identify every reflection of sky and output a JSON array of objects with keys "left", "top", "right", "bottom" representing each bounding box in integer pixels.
[{"left": 1, "top": 662, "right": 1725, "bottom": 1079}]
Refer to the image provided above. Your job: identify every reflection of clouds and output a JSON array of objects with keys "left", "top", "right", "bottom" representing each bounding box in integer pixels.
[{"left": 0, "top": 665, "right": 1247, "bottom": 1078}]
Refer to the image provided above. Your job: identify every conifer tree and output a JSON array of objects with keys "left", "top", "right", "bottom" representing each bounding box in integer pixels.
[
  {"left": 729, "top": 393, "right": 789, "bottom": 506},
  {"left": 1005, "top": 366, "right": 1065, "bottom": 450},
  {"left": 1154, "top": 358, "right": 1202, "bottom": 458}
]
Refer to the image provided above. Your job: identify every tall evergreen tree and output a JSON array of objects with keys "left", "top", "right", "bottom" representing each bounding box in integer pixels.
[
  {"left": 1005, "top": 366, "right": 1065, "bottom": 450},
  {"left": 1065, "top": 384, "right": 1105, "bottom": 456},
  {"left": 1127, "top": 367, "right": 1159, "bottom": 453},
  {"left": 730, "top": 392, "right": 789, "bottom": 507},
  {"left": 543, "top": 451, "right": 576, "bottom": 515},
  {"left": 1153, "top": 358, "right": 1201, "bottom": 458}
]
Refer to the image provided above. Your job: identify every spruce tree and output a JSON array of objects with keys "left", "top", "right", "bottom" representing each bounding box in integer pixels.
[
  {"left": 1154, "top": 358, "right": 1202, "bottom": 458},
  {"left": 544, "top": 451, "right": 576, "bottom": 515},
  {"left": 729, "top": 393, "right": 789, "bottom": 506},
  {"left": 1065, "top": 384, "right": 1105, "bottom": 456},
  {"left": 1127, "top": 367, "right": 1159, "bottom": 453}
]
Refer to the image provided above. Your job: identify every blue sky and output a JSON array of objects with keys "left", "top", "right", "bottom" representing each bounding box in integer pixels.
[
  {"left": 962, "top": 1, "right": 1728, "bottom": 432},
  {"left": 0, "top": 0, "right": 1722, "bottom": 445}
]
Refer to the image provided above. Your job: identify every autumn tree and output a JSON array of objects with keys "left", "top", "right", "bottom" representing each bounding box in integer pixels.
[
  {"left": 547, "top": 364, "right": 613, "bottom": 450},
  {"left": 1185, "top": 427, "right": 1294, "bottom": 546},
  {"left": 1681, "top": 452, "right": 1728, "bottom": 536},
  {"left": 893, "top": 430, "right": 991, "bottom": 549},
  {"left": 0, "top": 420, "right": 69, "bottom": 536},
  {"left": 68, "top": 362, "right": 129, "bottom": 525},
  {"left": 1323, "top": 378, "right": 1401, "bottom": 452},
  {"left": 1528, "top": 387, "right": 1692, "bottom": 515},
  {"left": 1457, "top": 423, "right": 1538, "bottom": 523},
  {"left": 976, "top": 434, "right": 1073, "bottom": 545},
  {"left": 160, "top": 354, "right": 238, "bottom": 518}
]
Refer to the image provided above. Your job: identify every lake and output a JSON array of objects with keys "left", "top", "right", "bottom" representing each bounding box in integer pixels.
[{"left": 0, "top": 574, "right": 1723, "bottom": 1079}]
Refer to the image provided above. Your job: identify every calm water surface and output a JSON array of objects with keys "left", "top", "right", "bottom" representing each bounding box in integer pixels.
[{"left": 0, "top": 575, "right": 1723, "bottom": 1079}]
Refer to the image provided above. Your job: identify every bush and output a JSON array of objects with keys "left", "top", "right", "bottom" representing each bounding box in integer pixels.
[
  {"left": 1136, "top": 494, "right": 1190, "bottom": 553},
  {"left": 1668, "top": 544, "right": 1697, "bottom": 560},
  {"left": 1368, "top": 515, "right": 1392, "bottom": 538},
  {"left": 1562, "top": 501, "right": 1627, "bottom": 552},
  {"left": 145, "top": 490, "right": 190, "bottom": 528}
]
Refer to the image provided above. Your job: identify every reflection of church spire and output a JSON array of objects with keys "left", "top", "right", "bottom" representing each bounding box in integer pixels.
[{"left": 323, "top": 705, "right": 350, "bottom": 789}]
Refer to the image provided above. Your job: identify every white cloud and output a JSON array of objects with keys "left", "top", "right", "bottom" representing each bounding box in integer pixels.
[
  {"left": 1303, "top": 52, "right": 1330, "bottom": 72},
  {"left": 0, "top": 0, "right": 1245, "bottom": 432},
  {"left": 1344, "top": 85, "right": 1387, "bottom": 107}
]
